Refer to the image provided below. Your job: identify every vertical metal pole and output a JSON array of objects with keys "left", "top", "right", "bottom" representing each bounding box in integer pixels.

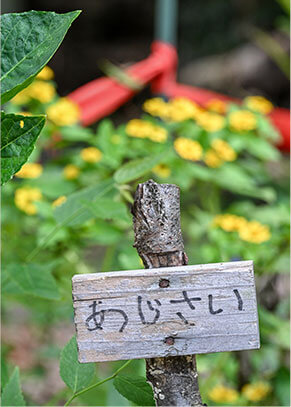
[{"left": 155, "top": 0, "right": 178, "bottom": 46}]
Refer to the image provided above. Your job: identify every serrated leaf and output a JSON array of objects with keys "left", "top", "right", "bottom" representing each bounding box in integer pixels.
[
  {"left": 114, "top": 153, "right": 169, "bottom": 184},
  {"left": 54, "top": 179, "right": 114, "bottom": 226},
  {"left": 60, "top": 336, "right": 95, "bottom": 393},
  {"left": 1, "top": 367, "right": 26, "bottom": 406},
  {"left": 82, "top": 198, "right": 130, "bottom": 222},
  {"left": 1, "top": 112, "right": 45, "bottom": 185},
  {"left": 114, "top": 375, "right": 155, "bottom": 406},
  {"left": 5, "top": 263, "right": 60, "bottom": 300},
  {"left": 1, "top": 10, "right": 81, "bottom": 103}
]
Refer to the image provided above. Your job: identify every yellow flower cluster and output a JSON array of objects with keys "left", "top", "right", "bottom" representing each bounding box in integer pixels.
[
  {"left": 15, "top": 163, "right": 43, "bottom": 179},
  {"left": 204, "top": 139, "right": 236, "bottom": 168},
  {"left": 239, "top": 220, "right": 271, "bottom": 244},
  {"left": 174, "top": 137, "right": 203, "bottom": 161},
  {"left": 14, "top": 187, "right": 42, "bottom": 215},
  {"left": 229, "top": 110, "right": 257, "bottom": 131},
  {"left": 213, "top": 214, "right": 271, "bottom": 243},
  {"left": 242, "top": 382, "right": 271, "bottom": 401},
  {"left": 196, "top": 111, "right": 225, "bottom": 132},
  {"left": 46, "top": 98, "right": 80, "bottom": 126},
  {"left": 63, "top": 164, "right": 80, "bottom": 180},
  {"left": 126, "top": 119, "right": 167, "bottom": 143},
  {"left": 212, "top": 139, "right": 236, "bottom": 161},
  {"left": 81, "top": 147, "right": 102, "bottom": 163},
  {"left": 204, "top": 150, "right": 223, "bottom": 168},
  {"left": 244, "top": 96, "right": 273, "bottom": 115},
  {"left": 11, "top": 81, "right": 56, "bottom": 105},
  {"left": 52, "top": 195, "right": 67, "bottom": 208},
  {"left": 206, "top": 99, "right": 227, "bottom": 114},
  {"left": 208, "top": 385, "right": 239, "bottom": 403},
  {"left": 152, "top": 164, "right": 171, "bottom": 178},
  {"left": 143, "top": 97, "right": 202, "bottom": 122},
  {"left": 143, "top": 97, "right": 226, "bottom": 131},
  {"left": 36, "top": 66, "right": 54, "bottom": 81}
]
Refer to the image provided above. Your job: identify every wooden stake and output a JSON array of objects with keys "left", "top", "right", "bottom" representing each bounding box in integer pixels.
[{"left": 132, "top": 179, "right": 204, "bottom": 406}]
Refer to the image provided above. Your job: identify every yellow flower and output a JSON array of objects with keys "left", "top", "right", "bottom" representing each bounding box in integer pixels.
[
  {"left": 211, "top": 139, "right": 237, "bottom": 161},
  {"left": 14, "top": 187, "right": 42, "bottom": 215},
  {"left": 168, "top": 98, "right": 200, "bottom": 122},
  {"left": 174, "top": 137, "right": 203, "bottom": 161},
  {"left": 148, "top": 127, "right": 168, "bottom": 143},
  {"left": 204, "top": 150, "right": 223, "bottom": 168},
  {"left": 244, "top": 96, "right": 273, "bottom": 115},
  {"left": 213, "top": 214, "right": 248, "bottom": 232},
  {"left": 52, "top": 195, "right": 67, "bottom": 208},
  {"left": 196, "top": 112, "right": 225, "bottom": 132},
  {"left": 10, "top": 87, "right": 31, "bottom": 105},
  {"left": 15, "top": 163, "right": 43, "bottom": 179},
  {"left": 81, "top": 147, "right": 102, "bottom": 163},
  {"left": 242, "top": 382, "right": 271, "bottom": 401},
  {"left": 36, "top": 66, "right": 54, "bottom": 81},
  {"left": 206, "top": 99, "right": 227, "bottom": 114},
  {"left": 28, "top": 81, "right": 56, "bottom": 103},
  {"left": 229, "top": 110, "right": 257, "bottom": 131},
  {"left": 152, "top": 164, "right": 171, "bottom": 178},
  {"left": 239, "top": 221, "right": 271, "bottom": 244},
  {"left": 46, "top": 98, "right": 80, "bottom": 126},
  {"left": 126, "top": 119, "right": 167, "bottom": 142},
  {"left": 214, "top": 214, "right": 271, "bottom": 243},
  {"left": 20, "top": 120, "right": 24, "bottom": 128},
  {"left": 208, "top": 385, "right": 239, "bottom": 403},
  {"left": 63, "top": 164, "right": 80, "bottom": 180},
  {"left": 143, "top": 98, "right": 171, "bottom": 120}
]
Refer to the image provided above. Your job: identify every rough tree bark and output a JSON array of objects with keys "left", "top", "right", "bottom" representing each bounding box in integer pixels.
[{"left": 131, "top": 179, "right": 204, "bottom": 406}]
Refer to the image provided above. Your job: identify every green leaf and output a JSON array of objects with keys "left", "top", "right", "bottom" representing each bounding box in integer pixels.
[
  {"left": 1, "top": 357, "right": 9, "bottom": 390},
  {"left": 212, "top": 163, "right": 276, "bottom": 202},
  {"left": 1, "top": 10, "right": 81, "bottom": 103},
  {"left": 274, "top": 367, "right": 290, "bottom": 406},
  {"left": 5, "top": 263, "right": 60, "bottom": 300},
  {"left": 2, "top": 367, "right": 26, "bottom": 406},
  {"left": 114, "top": 153, "right": 169, "bottom": 184},
  {"left": 60, "top": 336, "right": 95, "bottom": 393},
  {"left": 54, "top": 179, "right": 114, "bottom": 226},
  {"left": 82, "top": 198, "right": 130, "bottom": 222},
  {"left": 113, "top": 375, "right": 155, "bottom": 406},
  {"left": 1, "top": 112, "right": 45, "bottom": 185},
  {"left": 246, "top": 136, "right": 280, "bottom": 161}
]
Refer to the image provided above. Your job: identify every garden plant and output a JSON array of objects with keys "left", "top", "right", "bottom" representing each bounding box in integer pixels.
[{"left": 1, "top": 9, "right": 290, "bottom": 407}]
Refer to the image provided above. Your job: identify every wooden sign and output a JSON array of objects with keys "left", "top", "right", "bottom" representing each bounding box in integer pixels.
[{"left": 72, "top": 260, "right": 260, "bottom": 363}]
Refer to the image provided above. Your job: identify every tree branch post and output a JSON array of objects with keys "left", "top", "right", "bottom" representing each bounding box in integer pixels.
[{"left": 131, "top": 179, "right": 204, "bottom": 406}]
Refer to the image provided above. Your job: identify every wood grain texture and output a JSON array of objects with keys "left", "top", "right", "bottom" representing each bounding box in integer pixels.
[
  {"left": 73, "top": 260, "right": 260, "bottom": 363},
  {"left": 131, "top": 179, "right": 202, "bottom": 406}
]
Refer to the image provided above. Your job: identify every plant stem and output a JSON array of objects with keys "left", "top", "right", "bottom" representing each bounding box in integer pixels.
[
  {"left": 26, "top": 207, "right": 84, "bottom": 263},
  {"left": 64, "top": 359, "right": 132, "bottom": 406},
  {"left": 101, "top": 244, "right": 116, "bottom": 272}
]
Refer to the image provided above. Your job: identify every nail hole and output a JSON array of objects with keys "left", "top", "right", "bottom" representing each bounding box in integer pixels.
[
  {"left": 159, "top": 278, "right": 170, "bottom": 288},
  {"left": 164, "top": 336, "right": 175, "bottom": 345}
]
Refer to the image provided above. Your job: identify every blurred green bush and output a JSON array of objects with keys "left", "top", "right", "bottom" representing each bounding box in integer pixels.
[{"left": 2, "top": 65, "right": 289, "bottom": 406}]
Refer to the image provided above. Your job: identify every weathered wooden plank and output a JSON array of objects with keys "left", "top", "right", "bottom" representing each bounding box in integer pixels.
[{"left": 72, "top": 260, "right": 260, "bottom": 363}]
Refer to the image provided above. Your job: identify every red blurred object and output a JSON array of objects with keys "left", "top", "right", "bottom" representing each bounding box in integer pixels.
[{"left": 68, "top": 41, "right": 290, "bottom": 152}]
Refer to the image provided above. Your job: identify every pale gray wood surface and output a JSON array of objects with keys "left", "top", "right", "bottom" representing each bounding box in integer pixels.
[{"left": 72, "top": 260, "right": 260, "bottom": 363}]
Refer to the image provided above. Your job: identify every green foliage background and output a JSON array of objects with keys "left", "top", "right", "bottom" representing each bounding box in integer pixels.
[{"left": 1, "top": 8, "right": 290, "bottom": 407}]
